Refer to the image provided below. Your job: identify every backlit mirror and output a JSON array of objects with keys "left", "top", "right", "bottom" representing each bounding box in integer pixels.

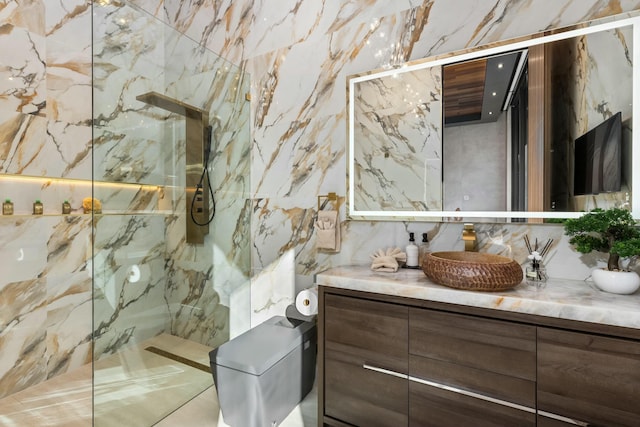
[{"left": 348, "top": 15, "right": 640, "bottom": 222}]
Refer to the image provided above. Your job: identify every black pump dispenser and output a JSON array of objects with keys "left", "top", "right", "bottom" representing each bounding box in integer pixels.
[{"left": 419, "top": 232, "right": 431, "bottom": 266}]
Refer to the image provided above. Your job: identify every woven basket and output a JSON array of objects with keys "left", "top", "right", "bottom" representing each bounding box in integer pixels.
[{"left": 423, "top": 251, "right": 523, "bottom": 291}]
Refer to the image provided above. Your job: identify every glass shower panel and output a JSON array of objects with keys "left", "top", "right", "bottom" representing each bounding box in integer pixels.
[{"left": 92, "top": 2, "right": 251, "bottom": 425}]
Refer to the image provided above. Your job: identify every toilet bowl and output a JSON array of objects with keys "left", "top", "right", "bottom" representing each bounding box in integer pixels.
[{"left": 209, "top": 315, "right": 317, "bottom": 427}]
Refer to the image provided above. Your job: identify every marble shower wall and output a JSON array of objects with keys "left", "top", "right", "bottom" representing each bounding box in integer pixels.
[
  {"left": 92, "top": 1, "right": 251, "bottom": 356},
  {"left": 0, "top": 1, "right": 94, "bottom": 399},
  {"left": 0, "top": 0, "right": 250, "bottom": 399},
  {"left": 119, "top": 0, "right": 254, "bottom": 337}
]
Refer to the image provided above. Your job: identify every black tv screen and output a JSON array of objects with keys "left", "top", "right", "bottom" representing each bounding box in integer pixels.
[{"left": 574, "top": 112, "right": 622, "bottom": 196}]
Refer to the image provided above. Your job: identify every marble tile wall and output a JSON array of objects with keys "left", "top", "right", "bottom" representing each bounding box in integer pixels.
[
  {"left": 0, "top": 0, "right": 94, "bottom": 399},
  {"left": 0, "top": 215, "right": 92, "bottom": 399},
  {"left": 132, "top": 0, "right": 640, "bottom": 326},
  {"left": 235, "top": 1, "right": 640, "bottom": 323}
]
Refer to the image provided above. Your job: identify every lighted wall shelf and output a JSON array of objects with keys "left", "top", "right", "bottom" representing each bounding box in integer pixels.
[
  {"left": 0, "top": 211, "right": 174, "bottom": 218},
  {"left": 0, "top": 174, "right": 165, "bottom": 190},
  {"left": 0, "top": 174, "right": 168, "bottom": 217}
]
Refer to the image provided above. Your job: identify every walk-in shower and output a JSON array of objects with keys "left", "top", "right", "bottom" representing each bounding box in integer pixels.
[
  {"left": 0, "top": 1, "right": 250, "bottom": 425},
  {"left": 91, "top": 1, "right": 251, "bottom": 424}
]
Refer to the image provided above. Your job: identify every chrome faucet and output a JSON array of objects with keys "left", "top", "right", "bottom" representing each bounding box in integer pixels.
[{"left": 462, "top": 223, "right": 477, "bottom": 251}]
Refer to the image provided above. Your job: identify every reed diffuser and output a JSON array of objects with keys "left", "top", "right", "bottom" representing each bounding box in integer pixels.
[{"left": 523, "top": 235, "right": 552, "bottom": 286}]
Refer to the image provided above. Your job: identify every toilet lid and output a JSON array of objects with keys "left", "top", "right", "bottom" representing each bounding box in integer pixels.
[{"left": 211, "top": 316, "right": 315, "bottom": 376}]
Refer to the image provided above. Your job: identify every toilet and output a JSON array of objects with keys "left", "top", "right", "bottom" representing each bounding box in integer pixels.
[{"left": 209, "top": 315, "right": 317, "bottom": 427}]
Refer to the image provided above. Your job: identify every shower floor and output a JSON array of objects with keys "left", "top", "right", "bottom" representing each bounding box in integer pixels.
[
  {"left": 0, "top": 334, "right": 317, "bottom": 426},
  {"left": 0, "top": 334, "right": 212, "bottom": 426}
]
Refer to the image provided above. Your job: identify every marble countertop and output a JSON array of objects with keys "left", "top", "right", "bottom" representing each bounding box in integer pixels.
[{"left": 315, "top": 265, "right": 640, "bottom": 330}]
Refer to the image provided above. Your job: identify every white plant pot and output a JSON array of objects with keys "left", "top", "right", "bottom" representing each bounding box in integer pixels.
[{"left": 592, "top": 268, "right": 640, "bottom": 295}]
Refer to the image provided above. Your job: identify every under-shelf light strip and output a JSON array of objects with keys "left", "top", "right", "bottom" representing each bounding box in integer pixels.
[{"left": 0, "top": 175, "right": 163, "bottom": 191}]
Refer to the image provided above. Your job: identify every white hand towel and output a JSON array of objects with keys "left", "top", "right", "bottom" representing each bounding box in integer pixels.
[
  {"left": 370, "top": 247, "right": 406, "bottom": 272},
  {"left": 371, "top": 255, "right": 399, "bottom": 272},
  {"left": 315, "top": 210, "right": 341, "bottom": 252}
]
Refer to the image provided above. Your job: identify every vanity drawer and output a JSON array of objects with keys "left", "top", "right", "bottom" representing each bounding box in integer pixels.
[
  {"left": 324, "top": 293, "right": 408, "bottom": 427},
  {"left": 409, "top": 308, "right": 536, "bottom": 381},
  {"left": 537, "top": 327, "right": 640, "bottom": 427},
  {"left": 409, "top": 375, "right": 536, "bottom": 427},
  {"left": 325, "top": 293, "right": 408, "bottom": 371},
  {"left": 408, "top": 308, "right": 536, "bottom": 426},
  {"left": 325, "top": 353, "right": 408, "bottom": 427},
  {"left": 409, "top": 354, "right": 535, "bottom": 409}
]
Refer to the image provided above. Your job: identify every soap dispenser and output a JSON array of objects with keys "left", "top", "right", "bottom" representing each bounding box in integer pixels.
[
  {"left": 405, "top": 232, "right": 419, "bottom": 268},
  {"left": 419, "top": 232, "right": 431, "bottom": 266}
]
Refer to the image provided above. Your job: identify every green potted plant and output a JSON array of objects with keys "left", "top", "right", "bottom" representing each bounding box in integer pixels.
[{"left": 564, "top": 207, "right": 640, "bottom": 294}]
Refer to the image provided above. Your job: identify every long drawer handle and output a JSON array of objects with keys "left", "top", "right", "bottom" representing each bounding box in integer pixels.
[
  {"left": 408, "top": 376, "right": 536, "bottom": 414},
  {"left": 537, "top": 410, "right": 592, "bottom": 426},
  {"left": 362, "top": 364, "right": 408, "bottom": 379}
]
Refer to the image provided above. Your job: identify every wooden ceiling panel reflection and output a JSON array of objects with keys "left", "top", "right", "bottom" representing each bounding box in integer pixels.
[{"left": 443, "top": 59, "right": 487, "bottom": 121}]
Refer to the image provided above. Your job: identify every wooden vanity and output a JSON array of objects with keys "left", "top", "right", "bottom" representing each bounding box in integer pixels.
[{"left": 316, "top": 266, "right": 640, "bottom": 427}]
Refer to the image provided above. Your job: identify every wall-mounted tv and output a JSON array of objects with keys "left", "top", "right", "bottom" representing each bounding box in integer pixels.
[{"left": 573, "top": 112, "right": 622, "bottom": 196}]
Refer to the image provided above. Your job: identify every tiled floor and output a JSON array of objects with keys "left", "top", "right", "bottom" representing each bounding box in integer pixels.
[
  {"left": 156, "top": 382, "right": 317, "bottom": 427},
  {"left": 0, "top": 334, "right": 317, "bottom": 426}
]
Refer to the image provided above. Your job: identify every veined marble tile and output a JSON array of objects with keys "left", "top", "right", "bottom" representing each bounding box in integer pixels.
[
  {"left": 250, "top": 248, "right": 296, "bottom": 327},
  {"left": 406, "top": 1, "right": 640, "bottom": 60},
  {"left": 0, "top": 217, "right": 51, "bottom": 284},
  {"left": 92, "top": 2, "right": 169, "bottom": 185},
  {"left": 45, "top": 1, "right": 90, "bottom": 37},
  {"left": 252, "top": 113, "right": 345, "bottom": 198},
  {"left": 0, "top": 215, "right": 92, "bottom": 398},
  {"left": 45, "top": 272, "right": 92, "bottom": 378},
  {"left": 0, "top": 0, "right": 45, "bottom": 35},
  {"left": 92, "top": 215, "right": 169, "bottom": 359},
  {"left": 163, "top": 191, "right": 249, "bottom": 348},
  {"left": 251, "top": 197, "right": 317, "bottom": 269},
  {"left": 0, "top": 1, "right": 45, "bottom": 116},
  {"left": 239, "top": 0, "right": 421, "bottom": 60},
  {"left": 164, "top": 254, "right": 230, "bottom": 349},
  {"left": 0, "top": 114, "right": 46, "bottom": 174},
  {"left": 42, "top": 216, "right": 93, "bottom": 377},
  {"left": 295, "top": 219, "right": 417, "bottom": 276},
  {"left": 0, "top": 112, "right": 91, "bottom": 180},
  {"left": 152, "top": 0, "right": 424, "bottom": 64},
  {"left": 0, "top": 277, "right": 47, "bottom": 398},
  {"left": 45, "top": 0, "right": 92, "bottom": 124}
]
